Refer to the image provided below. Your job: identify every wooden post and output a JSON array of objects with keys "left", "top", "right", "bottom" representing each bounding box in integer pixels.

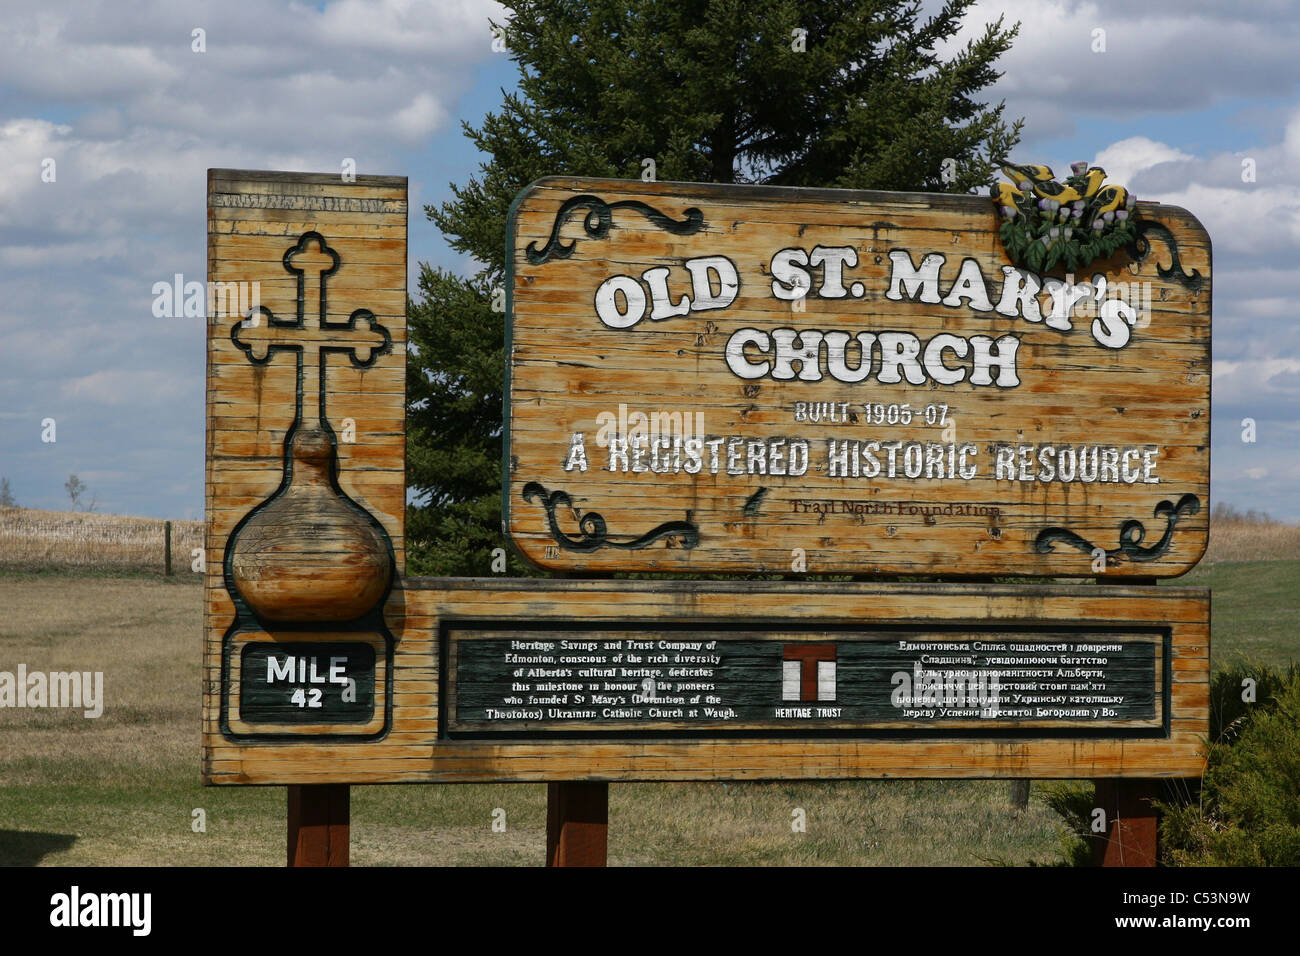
[
  {"left": 1009, "top": 779, "right": 1030, "bottom": 810},
  {"left": 1093, "top": 779, "right": 1159, "bottom": 867},
  {"left": 546, "top": 782, "right": 608, "bottom": 867},
  {"left": 163, "top": 520, "right": 172, "bottom": 576},
  {"left": 1089, "top": 576, "right": 1159, "bottom": 866},
  {"left": 287, "top": 784, "right": 349, "bottom": 867}
]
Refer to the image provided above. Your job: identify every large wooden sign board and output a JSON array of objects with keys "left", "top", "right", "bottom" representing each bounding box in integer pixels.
[
  {"left": 504, "top": 178, "right": 1211, "bottom": 576},
  {"left": 203, "top": 170, "right": 1210, "bottom": 788}
]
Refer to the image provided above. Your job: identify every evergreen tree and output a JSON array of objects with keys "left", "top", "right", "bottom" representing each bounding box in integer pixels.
[{"left": 407, "top": 0, "right": 1022, "bottom": 574}]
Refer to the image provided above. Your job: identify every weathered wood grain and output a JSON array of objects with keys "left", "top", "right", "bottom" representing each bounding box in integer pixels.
[
  {"left": 203, "top": 171, "right": 1213, "bottom": 790},
  {"left": 204, "top": 169, "right": 407, "bottom": 745},
  {"left": 505, "top": 177, "right": 1212, "bottom": 576},
  {"left": 204, "top": 578, "right": 1210, "bottom": 783}
]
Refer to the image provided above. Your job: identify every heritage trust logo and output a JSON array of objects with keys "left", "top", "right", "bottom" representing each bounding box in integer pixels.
[
  {"left": 0, "top": 666, "right": 104, "bottom": 718},
  {"left": 49, "top": 887, "right": 151, "bottom": 936}
]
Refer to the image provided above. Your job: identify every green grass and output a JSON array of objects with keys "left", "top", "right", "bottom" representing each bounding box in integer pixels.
[
  {"left": 1179, "top": 560, "right": 1300, "bottom": 668},
  {"left": 0, "top": 774, "right": 1067, "bottom": 867},
  {"left": 1, "top": 562, "right": 1296, "bottom": 866}
]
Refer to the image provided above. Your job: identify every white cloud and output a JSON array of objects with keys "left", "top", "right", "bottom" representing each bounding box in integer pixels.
[
  {"left": 1156, "top": 181, "right": 1300, "bottom": 255},
  {"left": 945, "top": 1, "right": 1300, "bottom": 143},
  {"left": 1092, "top": 137, "right": 1192, "bottom": 187},
  {"left": 0, "top": 0, "right": 504, "bottom": 150},
  {"left": 315, "top": 0, "right": 505, "bottom": 54},
  {"left": 1213, "top": 358, "right": 1300, "bottom": 398},
  {"left": 60, "top": 369, "right": 188, "bottom": 406},
  {"left": 0, "top": 0, "right": 506, "bottom": 518}
]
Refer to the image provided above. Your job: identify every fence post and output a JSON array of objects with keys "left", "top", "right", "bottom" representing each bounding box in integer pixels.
[
  {"left": 546, "top": 782, "right": 609, "bottom": 866},
  {"left": 288, "top": 784, "right": 350, "bottom": 866},
  {"left": 1009, "top": 779, "right": 1030, "bottom": 810},
  {"left": 164, "top": 520, "right": 172, "bottom": 576}
]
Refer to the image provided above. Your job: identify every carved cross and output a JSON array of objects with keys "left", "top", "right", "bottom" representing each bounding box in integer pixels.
[{"left": 232, "top": 231, "right": 390, "bottom": 431}]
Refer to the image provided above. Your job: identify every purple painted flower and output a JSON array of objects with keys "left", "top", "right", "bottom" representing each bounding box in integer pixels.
[
  {"left": 1037, "top": 198, "right": 1048, "bottom": 210},
  {"left": 1018, "top": 180, "right": 1032, "bottom": 192},
  {"left": 1103, "top": 210, "right": 1115, "bottom": 223},
  {"left": 1116, "top": 209, "right": 1129, "bottom": 222},
  {"left": 1071, "top": 161, "right": 1088, "bottom": 176},
  {"left": 1041, "top": 235, "right": 1051, "bottom": 246},
  {"left": 1092, "top": 219, "right": 1105, "bottom": 231},
  {"left": 1072, "top": 207, "right": 1084, "bottom": 219},
  {"left": 1126, "top": 194, "right": 1136, "bottom": 209},
  {"left": 1049, "top": 226, "right": 1061, "bottom": 238},
  {"left": 1002, "top": 205, "right": 1017, "bottom": 218}
]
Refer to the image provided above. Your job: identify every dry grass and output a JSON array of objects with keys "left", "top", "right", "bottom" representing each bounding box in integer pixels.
[
  {"left": 2, "top": 505, "right": 1294, "bottom": 573},
  {"left": 0, "top": 507, "right": 202, "bottom": 573},
  {"left": 0, "top": 576, "right": 200, "bottom": 784},
  {"left": 1202, "top": 518, "right": 1300, "bottom": 565},
  {"left": 0, "top": 506, "right": 1293, "bottom": 865},
  {"left": 0, "top": 574, "right": 1067, "bottom": 866}
]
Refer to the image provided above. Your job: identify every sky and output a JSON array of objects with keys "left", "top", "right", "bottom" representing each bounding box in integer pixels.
[{"left": 1, "top": 0, "right": 1297, "bottom": 521}]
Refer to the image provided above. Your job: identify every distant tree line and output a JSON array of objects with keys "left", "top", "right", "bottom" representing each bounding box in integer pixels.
[
  {"left": 1211, "top": 501, "right": 1276, "bottom": 525},
  {"left": 0, "top": 474, "right": 99, "bottom": 512}
]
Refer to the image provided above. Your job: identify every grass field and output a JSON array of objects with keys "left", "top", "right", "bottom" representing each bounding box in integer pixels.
[
  {"left": 0, "top": 507, "right": 202, "bottom": 574},
  {"left": 1180, "top": 559, "right": 1300, "bottom": 666},
  {"left": 1, "top": 554, "right": 1295, "bottom": 866},
  {"left": 1, "top": 509, "right": 1296, "bottom": 866},
  {"left": 0, "top": 573, "right": 1072, "bottom": 866}
]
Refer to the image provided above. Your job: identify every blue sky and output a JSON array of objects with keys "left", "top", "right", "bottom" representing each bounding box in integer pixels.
[{"left": 2, "top": 0, "right": 1298, "bottom": 521}]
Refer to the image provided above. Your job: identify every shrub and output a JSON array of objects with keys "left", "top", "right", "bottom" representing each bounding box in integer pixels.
[
  {"left": 1158, "top": 662, "right": 1300, "bottom": 866},
  {"left": 1042, "top": 661, "right": 1300, "bottom": 866}
]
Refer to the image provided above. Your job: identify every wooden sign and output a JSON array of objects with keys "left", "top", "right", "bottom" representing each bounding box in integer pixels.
[
  {"left": 202, "top": 171, "right": 1208, "bottom": 797},
  {"left": 504, "top": 178, "right": 1211, "bottom": 576},
  {"left": 203, "top": 169, "right": 407, "bottom": 745},
  {"left": 206, "top": 576, "right": 1208, "bottom": 783}
]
